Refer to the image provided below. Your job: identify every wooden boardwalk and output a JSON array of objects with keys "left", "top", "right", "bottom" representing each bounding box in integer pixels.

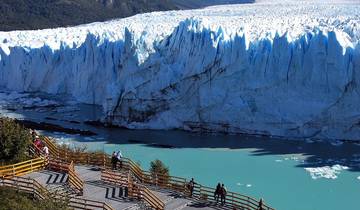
[
  {"left": 23, "top": 165, "right": 219, "bottom": 210},
  {"left": 1, "top": 136, "right": 274, "bottom": 210}
]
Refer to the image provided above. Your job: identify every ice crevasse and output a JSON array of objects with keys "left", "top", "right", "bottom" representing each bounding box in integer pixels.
[{"left": 0, "top": 1, "right": 360, "bottom": 140}]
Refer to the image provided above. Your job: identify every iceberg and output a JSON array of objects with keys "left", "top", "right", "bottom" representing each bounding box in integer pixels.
[
  {"left": 0, "top": 0, "right": 359, "bottom": 140},
  {"left": 305, "top": 164, "right": 349, "bottom": 180}
]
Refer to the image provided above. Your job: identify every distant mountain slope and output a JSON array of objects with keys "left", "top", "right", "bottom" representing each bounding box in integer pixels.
[
  {"left": 0, "top": 0, "right": 177, "bottom": 31},
  {"left": 171, "top": 0, "right": 255, "bottom": 9}
]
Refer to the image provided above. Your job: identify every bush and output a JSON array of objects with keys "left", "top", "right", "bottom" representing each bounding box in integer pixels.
[
  {"left": 0, "top": 187, "right": 69, "bottom": 210},
  {"left": 150, "top": 159, "right": 170, "bottom": 186},
  {"left": 0, "top": 117, "right": 32, "bottom": 164},
  {"left": 150, "top": 159, "right": 169, "bottom": 176}
]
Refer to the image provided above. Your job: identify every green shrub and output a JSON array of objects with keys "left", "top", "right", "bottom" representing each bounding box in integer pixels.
[
  {"left": 150, "top": 159, "right": 169, "bottom": 175},
  {"left": 150, "top": 159, "right": 170, "bottom": 186},
  {"left": 0, "top": 187, "right": 69, "bottom": 210},
  {"left": 0, "top": 117, "right": 32, "bottom": 164}
]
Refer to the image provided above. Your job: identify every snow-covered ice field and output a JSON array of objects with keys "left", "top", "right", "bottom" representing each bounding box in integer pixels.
[{"left": 0, "top": 0, "right": 360, "bottom": 140}]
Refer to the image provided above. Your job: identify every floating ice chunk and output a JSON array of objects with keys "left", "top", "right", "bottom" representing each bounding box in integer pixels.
[
  {"left": 332, "top": 165, "right": 349, "bottom": 171},
  {"left": 84, "top": 137, "right": 94, "bottom": 141},
  {"left": 305, "top": 164, "right": 349, "bottom": 180},
  {"left": 246, "top": 184, "right": 252, "bottom": 187},
  {"left": 291, "top": 156, "right": 299, "bottom": 160},
  {"left": 275, "top": 159, "right": 283, "bottom": 162},
  {"left": 330, "top": 140, "right": 344, "bottom": 146},
  {"left": 305, "top": 139, "right": 315, "bottom": 143}
]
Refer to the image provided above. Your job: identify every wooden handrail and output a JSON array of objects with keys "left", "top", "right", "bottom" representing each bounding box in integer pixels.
[
  {"left": 101, "top": 169, "right": 128, "bottom": 186},
  {"left": 0, "top": 176, "right": 113, "bottom": 210},
  {"left": 1, "top": 176, "right": 51, "bottom": 199},
  {"left": 101, "top": 169, "right": 164, "bottom": 210},
  {"left": 47, "top": 158, "right": 84, "bottom": 195},
  {"left": 0, "top": 157, "right": 47, "bottom": 178},
  {"left": 68, "top": 161, "right": 84, "bottom": 195},
  {"left": 141, "top": 185, "right": 165, "bottom": 210}
]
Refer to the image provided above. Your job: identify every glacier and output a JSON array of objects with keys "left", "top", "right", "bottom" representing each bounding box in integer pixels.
[{"left": 0, "top": 0, "right": 360, "bottom": 140}]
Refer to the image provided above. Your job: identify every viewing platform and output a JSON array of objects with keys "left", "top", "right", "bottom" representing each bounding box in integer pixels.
[{"left": 0, "top": 136, "right": 275, "bottom": 210}]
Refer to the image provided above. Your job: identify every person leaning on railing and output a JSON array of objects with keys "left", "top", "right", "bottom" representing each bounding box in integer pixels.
[
  {"left": 258, "top": 198, "right": 264, "bottom": 210},
  {"left": 220, "top": 183, "right": 227, "bottom": 206},
  {"left": 214, "top": 183, "right": 221, "bottom": 203},
  {"left": 111, "top": 151, "right": 118, "bottom": 170},
  {"left": 187, "top": 178, "right": 196, "bottom": 197},
  {"left": 116, "top": 150, "right": 123, "bottom": 169}
]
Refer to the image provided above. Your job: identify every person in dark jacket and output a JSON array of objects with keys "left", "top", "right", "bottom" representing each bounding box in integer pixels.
[
  {"left": 220, "top": 183, "right": 227, "bottom": 205},
  {"left": 214, "top": 183, "right": 221, "bottom": 203},
  {"left": 111, "top": 151, "right": 117, "bottom": 170},
  {"left": 258, "top": 198, "right": 264, "bottom": 210},
  {"left": 187, "top": 178, "right": 196, "bottom": 197}
]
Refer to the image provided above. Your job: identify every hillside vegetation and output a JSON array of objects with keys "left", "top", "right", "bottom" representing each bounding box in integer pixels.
[
  {"left": 172, "top": 0, "right": 254, "bottom": 9},
  {"left": 0, "top": 0, "right": 178, "bottom": 31},
  {"left": 0, "top": 117, "right": 31, "bottom": 164},
  {"left": 0, "top": 187, "right": 69, "bottom": 210}
]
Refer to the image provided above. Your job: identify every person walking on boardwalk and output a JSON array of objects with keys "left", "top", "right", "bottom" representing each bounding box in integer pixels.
[
  {"left": 42, "top": 145, "right": 49, "bottom": 157},
  {"left": 33, "top": 136, "right": 42, "bottom": 155},
  {"left": 111, "top": 151, "right": 118, "bottom": 170},
  {"left": 188, "top": 178, "right": 196, "bottom": 197},
  {"left": 258, "top": 198, "right": 264, "bottom": 210},
  {"left": 116, "top": 150, "right": 123, "bottom": 169},
  {"left": 214, "top": 183, "right": 221, "bottom": 203},
  {"left": 220, "top": 183, "right": 227, "bottom": 205}
]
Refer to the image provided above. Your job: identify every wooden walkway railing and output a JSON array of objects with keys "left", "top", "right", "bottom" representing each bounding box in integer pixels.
[
  {"left": 140, "top": 185, "right": 165, "bottom": 210},
  {"left": 68, "top": 197, "right": 114, "bottom": 210},
  {"left": 42, "top": 136, "right": 275, "bottom": 210},
  {"left": 101, "top": 169, "right": 129, "bottom": 186},
  {"left": 0, "top": 176, "right": 114, "bottom": 210},
  {"left": 68, "top": 161, "right": 84, "bottom": 195},
  {"left": 101, "top": 169, "right": 165, "bottom": 210},
  {"left": 47, "top": 157, "right": 84, "bottom": 195},
  {"left": 0, "top": 176, "right": 51, "bottom": 200},
  {"left": 0, "top": 157, "right": 47, "bottom": 178}
]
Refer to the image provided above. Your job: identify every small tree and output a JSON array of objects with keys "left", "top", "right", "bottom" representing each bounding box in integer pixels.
[
  {"left": 0, "top": 117, "right": 32, "bottom": 163},
  {"left": 150, "top": 159, "right": 169, "bottom": 186}
]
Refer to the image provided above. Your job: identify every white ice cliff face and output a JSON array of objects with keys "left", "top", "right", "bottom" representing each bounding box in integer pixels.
[{"left": 0, "top": 1, "right": 360, "bottom": 140}]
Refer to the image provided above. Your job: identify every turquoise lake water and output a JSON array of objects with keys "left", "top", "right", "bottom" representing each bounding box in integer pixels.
[
  {"left": 1, "top": 99, "right": 359, "bottom": 210},
  {"left": 44, "top": 130, "right": 360, "bottom": 210}
]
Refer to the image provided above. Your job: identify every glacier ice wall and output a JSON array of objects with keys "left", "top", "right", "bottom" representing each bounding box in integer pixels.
[{"left": 0, "top": 2, "right": 360, "bottom": 140}]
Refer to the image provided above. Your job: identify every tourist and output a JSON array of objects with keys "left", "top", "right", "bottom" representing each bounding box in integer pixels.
[
  {"left": 220, "top": 183, "right": 227, "bottom": 205},
  {"left": 34, "top": 136, "right": 42, "bottom": 154},
  {"left": 214, "top": 183, "right": 221, "bottom": 203},
  {"left": 188, "top": 178, "right": 196, "bottom": 197},
  {"left": 116, "top": 150, "right": 123, "bottom": 169},
  {"left": 34, "top": 136, "right": 41, "bottom": 146},
  {"left": 111, "top": 151, "right": 117, "bottom": 170},
  {"left": 31, "top": 130, "right": 37, "bottom": 141},
  {"left": 258, "top": 198, "right": 264, "bottom": 210},
  {"left": 42, "top": 145, "right": 49, "bottom": 157},
  {"left": 30, "top": 129, "right": 36, "bottom": 142}
]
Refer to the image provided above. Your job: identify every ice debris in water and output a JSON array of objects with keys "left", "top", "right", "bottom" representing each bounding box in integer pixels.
[{"left": 305, "top": 164, "right": 350, "bottom": 179}]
